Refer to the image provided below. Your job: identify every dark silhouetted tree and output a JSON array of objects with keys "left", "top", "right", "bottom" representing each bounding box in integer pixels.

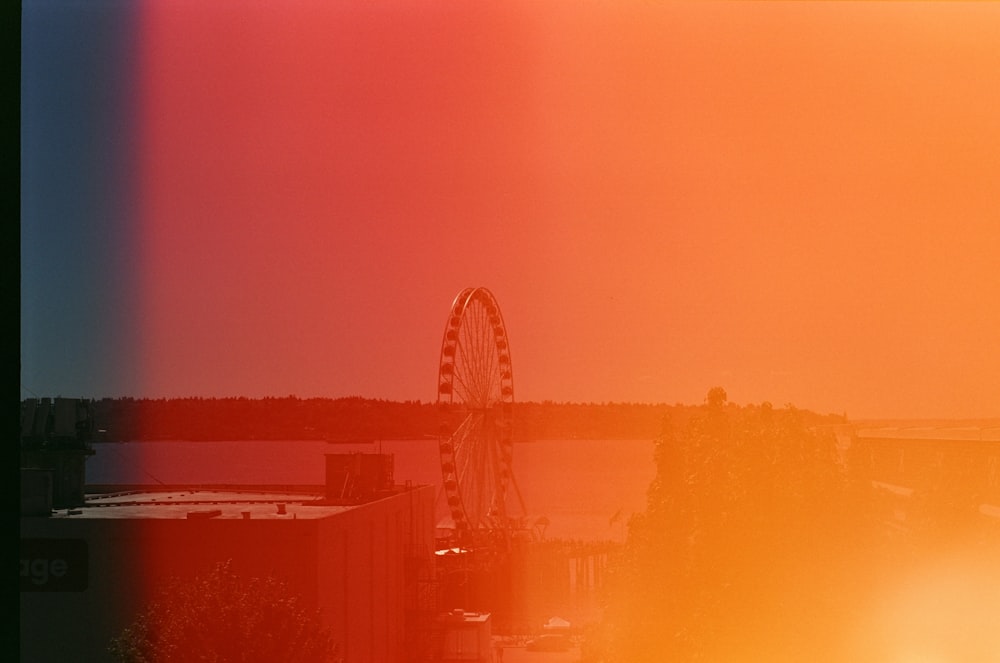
[
  {"left": 595, "top": 390, "right": 875, "bottom": 663},
  {"left": 109, "top": 560, "right": 336, "bottom": 663}
]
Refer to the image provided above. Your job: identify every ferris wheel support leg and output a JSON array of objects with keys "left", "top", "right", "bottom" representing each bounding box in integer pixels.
[{"left": 508, "top": 470, "right": 528, "bottom": 521}]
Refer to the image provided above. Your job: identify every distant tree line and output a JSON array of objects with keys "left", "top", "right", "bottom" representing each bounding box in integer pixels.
[
  {"left": 89, "top": 396, "right": 439, "bottom": 442},
  {"left": 73, "top": 396, "right": 848, "bottom": 443}
]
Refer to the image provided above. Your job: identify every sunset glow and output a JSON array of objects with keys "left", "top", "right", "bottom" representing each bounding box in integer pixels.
[{"left": 21, "top": 1, "right": 1000, "bottom": 419}]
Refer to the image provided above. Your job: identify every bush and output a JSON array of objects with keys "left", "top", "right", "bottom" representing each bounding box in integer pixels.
[{"left": 109, "top": 560, "right": 336, "bottom": 663}]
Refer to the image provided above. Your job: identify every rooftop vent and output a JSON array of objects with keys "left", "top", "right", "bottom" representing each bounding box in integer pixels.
[{"left": 325, "top": 453, "right": 394, "bottom": 503}]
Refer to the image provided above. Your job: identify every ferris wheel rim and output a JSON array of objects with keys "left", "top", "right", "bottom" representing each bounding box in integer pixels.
[
  {"left": 436, "top": 287, "right": 515, "bottom": 536},
  {"left": 436, "top": 287, "right": 515, "bottom": 406}
]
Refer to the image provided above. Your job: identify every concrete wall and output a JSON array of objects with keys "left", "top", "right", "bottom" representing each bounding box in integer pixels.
[{"left": 317, "top": 484, "right": 436, "bottom": 663}]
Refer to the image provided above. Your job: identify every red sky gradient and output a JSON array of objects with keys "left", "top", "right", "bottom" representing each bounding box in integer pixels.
[{"left": 129, "top": 2, "right": 1000, "bottom": 418}]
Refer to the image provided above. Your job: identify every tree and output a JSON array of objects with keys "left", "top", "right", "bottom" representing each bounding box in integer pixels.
[
  {"left": 596, "top": 390, "right": 872, "bottom": 663},
  {"left": 109, "top": 560, "right": 336, "bottom": 663}
]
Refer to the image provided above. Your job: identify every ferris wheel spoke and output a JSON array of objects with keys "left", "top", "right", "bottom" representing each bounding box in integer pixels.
[
  {"left": 463, "top": 447, "right": 482, "bottom": 525},
  {"left": 452, "top": 413, "right": 479, "bottom": 460},
  {"left": 456, "top": 335, "right": 481, "bottom": 405},
  {"left": 455, "top": 416, "right": 485, "bottom": 487},
  {"left": 463, "top": 320, "right": 488, "bottom": 404},
  {"left": 477, "top": 313, "right": 493, "bottom": 394},
  {"left": 451, "top": 366, "right": 476, "bottom": 407},
  {"left": 472, "top": 306, "right": 494, "bottom": 402},
  {"left": 460, "top": 421, "right": 488, "bottom": 522},
  {"left": 463, "top": 342, "right": 486, "bottom": 406},
  {"left": 458, "top": 445, "right": 480, "bottom": 522}
]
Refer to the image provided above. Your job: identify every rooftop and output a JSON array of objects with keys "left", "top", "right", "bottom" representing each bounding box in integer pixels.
[{"left": 50, "top": 489, "right": 355, "bottom": 520}]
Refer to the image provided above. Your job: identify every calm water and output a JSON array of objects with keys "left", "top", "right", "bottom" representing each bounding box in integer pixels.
[{"left": 87, "top": 439, "right": 656, "bottom": 542}]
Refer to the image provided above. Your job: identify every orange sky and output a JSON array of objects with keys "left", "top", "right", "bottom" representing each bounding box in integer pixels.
[{"left": 22, "top": 1, "right": 1000, "bottom": 418}]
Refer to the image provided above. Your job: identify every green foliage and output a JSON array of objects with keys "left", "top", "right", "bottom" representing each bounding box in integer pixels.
[
  {"left": 596, "top": 389, "right": 874, "bottom": 663},
  {"left": 109, "top": 560, "right": 336, "bottom": 663}
]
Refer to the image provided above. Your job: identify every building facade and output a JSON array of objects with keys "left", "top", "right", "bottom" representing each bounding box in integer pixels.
[{"left": 20, "top": 484, "right": 436, "bottom": 663}]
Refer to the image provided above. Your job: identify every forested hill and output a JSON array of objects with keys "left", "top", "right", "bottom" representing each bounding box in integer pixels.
[{"left": 80, "top": 397, "right": 844, "bottom": 442}]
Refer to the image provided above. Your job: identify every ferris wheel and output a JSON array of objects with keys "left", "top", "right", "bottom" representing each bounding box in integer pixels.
[{"left": 436, "top": 287, "right": 524, "bottom": 541}]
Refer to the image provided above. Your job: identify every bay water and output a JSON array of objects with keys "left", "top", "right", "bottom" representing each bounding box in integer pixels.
[{"left": 86, "top": 438, "right": 656, "bottom": 542}]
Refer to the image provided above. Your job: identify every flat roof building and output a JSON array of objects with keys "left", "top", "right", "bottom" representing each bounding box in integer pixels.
[{"left": 21, "top": 482, "right": 436, "bottom": 663}]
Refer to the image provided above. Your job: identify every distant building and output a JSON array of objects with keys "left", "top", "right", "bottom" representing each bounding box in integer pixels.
[
  {"left": 20, "top": 398, "right": 96, "bottom": 510},
  {"left": 849, "top": 425, "right": 1000, "bottom": 535}
]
